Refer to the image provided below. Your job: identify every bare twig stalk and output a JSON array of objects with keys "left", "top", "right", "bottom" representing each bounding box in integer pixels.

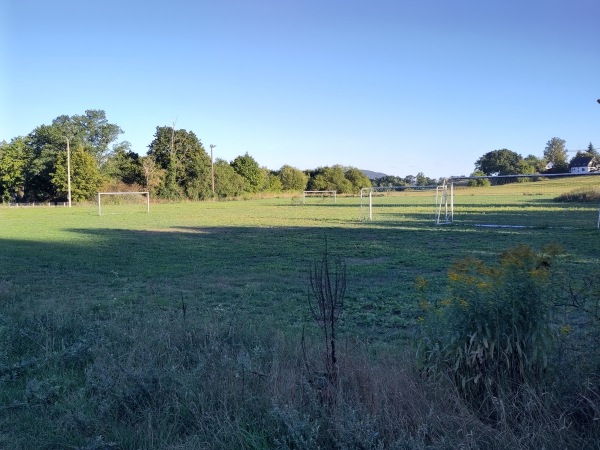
[{"left": 308, "top": 244, "right": 346, "bottom": 386}]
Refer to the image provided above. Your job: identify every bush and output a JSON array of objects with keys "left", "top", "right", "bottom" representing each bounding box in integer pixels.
[
  {"left": 417, "top": 245, "right": 561, "bottom": 405},
  {"left": 468, "top": 171, "right": 491, "bottom": 187}
]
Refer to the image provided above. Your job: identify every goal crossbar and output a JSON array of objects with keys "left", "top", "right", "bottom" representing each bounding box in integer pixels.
[
  {"left": 98, "top": 191, "right": 150, "bottom": 215},
  {"left": 360, "top": 185, "right": 448, "bottom": 222},
  {"left": 302, "top": 190, "right": 337, "bottom": 204}
]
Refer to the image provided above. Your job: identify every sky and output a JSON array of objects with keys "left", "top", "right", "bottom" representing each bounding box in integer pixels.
[{"left": 2, "top": 0, "right": 599, "bottom": 179}]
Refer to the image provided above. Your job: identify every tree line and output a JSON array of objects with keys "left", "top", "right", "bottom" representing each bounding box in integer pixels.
[
  {"left": 472, "top": 138, "right": 598, "bottom": 179},
  {"left": 0, "top": 110, "right": 385, "bottom": 203}
]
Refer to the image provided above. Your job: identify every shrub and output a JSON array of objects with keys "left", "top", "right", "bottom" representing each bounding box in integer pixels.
[
  {"left": 417, "top": 244, "right": 562, "bottom": 407},
  {"left": 468, "top": 171, "right": 491, "bottom": 187}
]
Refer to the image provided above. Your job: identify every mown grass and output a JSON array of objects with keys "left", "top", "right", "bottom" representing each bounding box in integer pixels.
[
  {"left": 1, "top": 186, "right": 600, "bottom": 448},
  {"left": 3, "top": 195, "right": 599, "bottom": 338},
  {"left": 451, "top": 177, "right": 600, "bottom": 228}
]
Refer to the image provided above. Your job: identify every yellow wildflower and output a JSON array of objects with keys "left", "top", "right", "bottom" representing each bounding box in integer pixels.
[
  {"left": 439, "top": 298, "right": 452, "bottom": 307},
  {"left": 448, "top": 271, "right": 460, "bottom": 282},
  {"left": 415, "top": 275, "right": 428, "bottom": 290},
  {"left": 559, "top": 324, "right": 572, "bottom": 335}
]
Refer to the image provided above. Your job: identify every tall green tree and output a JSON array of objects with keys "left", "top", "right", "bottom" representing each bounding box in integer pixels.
[
  {"left": 51, "top": 145, "right": 102, "bottom": 201},
  {"left": 344, "top": 167, "right": 372, "bottom": 192},
  {"left": 213, "top": 159, "right": 247, "bottom": 197},
  {"left": 23, "top": 110, "right": 123, "bottom": 200},
  {"left": 307, "top": 165, "right": 353, "bottom": 194},
  {"left": 148, "top": 126, "right": 180, "bottom": 198},
  {"left": 278, "top": 165, "right": 309, "bottom": 191},
  {"left": 49, "top": 110, "right": 123, "bottom": 165},
  {"left": 231, "top": 153, "right": 265, "bottom": 192},
  {"left": 103, "top": 141, "right": 143, "bottom": 185},
  {"left": 372, "top": 175, "right": 406, "bottom": 187},
  {"left": 147, "top": 126, "right": 211, "bottom": 200},
  {"left": 544, "top": 137, "right": 568, "bottom": 172},
  {"left": 415, "top": 172, "right": 437, "bottom": 186},
  {"left": 475, "top": 149, "right": 523, "bottom": 175},
  {"left": 24, "top": 123, "right": 66, "bottom": 200},
  {"left": 573, "top": 142, "right": 600, "bottom": 160},
  {"left": 181, "top": 147, "right": 212, "bottom": 200},
  {"left": 0, "top": 138, "right": 28, "bottom": 202},
  {"left": 214, "top": 158, "right": 248, "bottom": 197},
  {"left": 521, "top": 154, "right": 547, "bottom": 174},
  {"left": 262, "top": 169, "right": 283, "bottom": 192}
]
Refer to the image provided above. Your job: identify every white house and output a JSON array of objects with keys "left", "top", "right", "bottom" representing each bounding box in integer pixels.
[{"left": 569, "top": 156, "right": 597, "bottom": 174}]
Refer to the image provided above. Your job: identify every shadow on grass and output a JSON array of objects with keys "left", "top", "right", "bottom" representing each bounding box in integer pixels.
[
  {"left": 2, "top": 222, "right": 600, "bottom": 449},
  {"left": 2, "top": 222, "right": 600, "bottom": 340}
]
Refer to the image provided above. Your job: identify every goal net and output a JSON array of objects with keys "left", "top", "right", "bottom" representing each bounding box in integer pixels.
[
  {"left": 448, "top": 173, "right": 600, "bottom": 229},
  {"left": 303, "top": 190, "right": 337, "bottom": 204},
  {"left": 97, "top": 191, "right": 150, "bottom": 216},
  {"left": 360, "top": 185, "right": 444, "bottom": 224}
]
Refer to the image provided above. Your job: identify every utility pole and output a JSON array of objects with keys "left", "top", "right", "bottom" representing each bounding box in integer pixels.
[
  {"left": 210, "top": 144, "right": 217, "bottom": 197},
  {"left": 65, "top": 135, "right": 72, "bottom": 207}
]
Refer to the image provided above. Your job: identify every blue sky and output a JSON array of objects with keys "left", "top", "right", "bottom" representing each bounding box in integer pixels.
[{"left": 2, "top": 0, "right": 599, "bottom": 179}]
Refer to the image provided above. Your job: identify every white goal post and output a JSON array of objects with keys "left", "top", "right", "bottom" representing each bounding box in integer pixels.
[
  {"left": 435, "top": 181, "right": 453, "bottom": 225},
  {"left": 360, "top": 185, "right": 450, "bottom": 223},
  {"left": 448, "top": 172, "right": 600, "bottom": 229},
  {"left": 98, "top": 191, "right": 150, "bottom": 216},
  {"left": 302, "top": 190, "right": 337, "bottom": 204},
  {"left": 358, "top": 173, "right": 600, "bottom": 229}
]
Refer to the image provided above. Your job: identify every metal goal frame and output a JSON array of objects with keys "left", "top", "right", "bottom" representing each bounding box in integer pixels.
[{"left": 98, "top": 191, "right": 150, "bottom": 216}]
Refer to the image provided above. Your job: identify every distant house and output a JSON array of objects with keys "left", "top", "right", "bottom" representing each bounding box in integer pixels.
[{"left": 569, "top": 156, "right": 597, "bottom": 174}]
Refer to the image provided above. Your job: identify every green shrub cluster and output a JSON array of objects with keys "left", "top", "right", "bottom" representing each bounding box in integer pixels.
[
  {"left": 418, "top": 245, "right": 559, "bottom": 397},
  {"left": 417, "top": 244, "right": 600, "bottom": 436}
]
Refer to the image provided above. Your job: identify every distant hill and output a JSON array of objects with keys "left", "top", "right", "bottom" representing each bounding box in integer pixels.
[{"left": 360, "top": 169, "right": 388, "bottom": 180}]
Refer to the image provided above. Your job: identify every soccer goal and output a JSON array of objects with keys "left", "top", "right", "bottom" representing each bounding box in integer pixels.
[
  {"left": 360, "top": 185, "right": 444, "bottom": 224},
  {"left": 97, "top": 191, "right": 150, "bottom": 216},
  {"left": 303, "top": 190, "right": 337, "bottom": 204},
  {"left": 448, "top": 172, "right": 600, "bottom": 229}
]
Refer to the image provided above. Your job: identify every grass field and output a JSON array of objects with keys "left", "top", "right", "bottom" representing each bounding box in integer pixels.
[
  {"left": 2, "top": 186, "right": 600, "bottom": 448},
  {"left": 4, "top": 193, "right": 600, "bottom": 339},
  {"left": 365, "top": 176, "right": 600, "bottom": 229}
]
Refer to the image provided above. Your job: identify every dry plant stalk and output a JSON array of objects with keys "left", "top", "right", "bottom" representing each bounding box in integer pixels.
[{"left": 308, "top": 245, "right": 346, "bottom": 387}]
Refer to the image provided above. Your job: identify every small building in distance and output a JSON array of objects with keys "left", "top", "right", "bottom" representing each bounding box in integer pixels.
[{"left": 569, "top": 156, "right": 598, "bottom": 174}]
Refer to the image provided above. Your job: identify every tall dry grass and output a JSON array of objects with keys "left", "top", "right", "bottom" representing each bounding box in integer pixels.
[{"left": 1, "top": 294, "right": 598, "bottom": 449}]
